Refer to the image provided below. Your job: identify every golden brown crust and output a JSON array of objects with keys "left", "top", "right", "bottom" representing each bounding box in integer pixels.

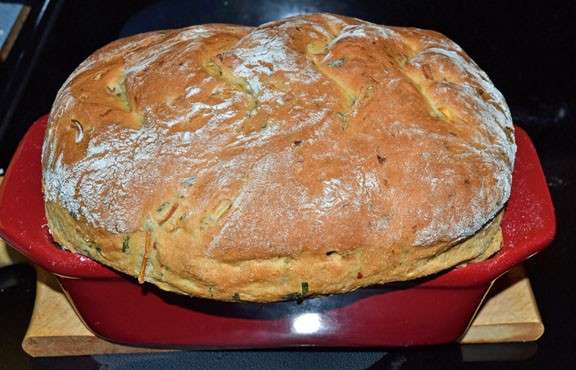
[{"left": 42, "top": 13, "right": 515, "bottom": 302}]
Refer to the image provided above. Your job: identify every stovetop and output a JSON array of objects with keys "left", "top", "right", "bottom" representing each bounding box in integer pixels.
[{"left": 0, "top": 1, "right": 574, "bottom": 369}]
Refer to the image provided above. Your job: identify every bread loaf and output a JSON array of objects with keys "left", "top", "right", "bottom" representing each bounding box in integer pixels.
[{"left": 42, "top": 13, "right": 515, "bottom": 302}]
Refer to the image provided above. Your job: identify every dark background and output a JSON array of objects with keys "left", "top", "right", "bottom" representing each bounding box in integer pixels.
[{"left": 1, "top": 1, "right": 575, "bottom": 369}]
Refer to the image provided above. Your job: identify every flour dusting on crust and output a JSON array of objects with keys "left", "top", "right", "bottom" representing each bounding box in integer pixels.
[{"left": 43, "top": 13, "right": 515, "bottom": 257}]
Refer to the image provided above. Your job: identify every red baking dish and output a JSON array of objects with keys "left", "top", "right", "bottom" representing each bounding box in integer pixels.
[{"left": 0, "top": 115, "right": 555, "bottom": 347}]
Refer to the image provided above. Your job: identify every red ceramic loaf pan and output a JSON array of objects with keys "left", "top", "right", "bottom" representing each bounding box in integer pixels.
[{"left": 0, "top": 116, "right": 555, "bottom": 347}]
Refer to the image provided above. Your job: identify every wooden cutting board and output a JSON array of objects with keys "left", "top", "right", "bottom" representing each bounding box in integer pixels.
[{"left": 18, "top": 265, "right": 543, "bottom": 357}]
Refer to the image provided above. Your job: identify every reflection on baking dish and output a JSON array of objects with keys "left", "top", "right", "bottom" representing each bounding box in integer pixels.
[{"left": 291, "top": 313, "right": 324, "bottom": 334}]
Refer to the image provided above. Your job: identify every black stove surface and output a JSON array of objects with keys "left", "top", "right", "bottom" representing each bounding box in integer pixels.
[{"left": 0, "top": 1, "right": 575, "bottom": 369}]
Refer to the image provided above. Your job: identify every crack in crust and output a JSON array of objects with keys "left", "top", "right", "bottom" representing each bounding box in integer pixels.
[{"left": 138, "top": 231, "right": 152, "bottom": 284}]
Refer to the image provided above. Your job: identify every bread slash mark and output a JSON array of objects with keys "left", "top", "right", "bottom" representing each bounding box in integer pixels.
[{"left": 69, "top": 119, "right": 84, "bottom": 143}]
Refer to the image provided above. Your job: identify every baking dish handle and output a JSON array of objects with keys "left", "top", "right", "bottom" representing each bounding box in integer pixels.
[
  {"left": 0, "top": 116, "right": 116, "bottom": 278},
  {"left": 429, "top": 126, "right": 556, "bottom": 287}
]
